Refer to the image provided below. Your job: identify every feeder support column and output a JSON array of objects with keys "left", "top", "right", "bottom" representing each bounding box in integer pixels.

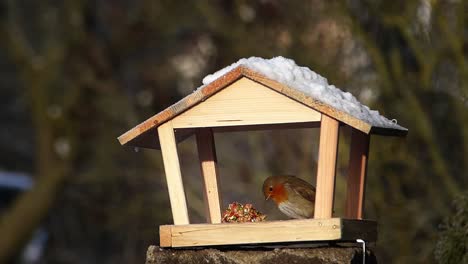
[
  {"left": 158, "top": 121, "right": 190, "bottom": 225},
  {"left": 345, "top": 130, "right": 370, "bottom": 219},
  {"left": 314, "top": 115, "right": 339, "bottom": 218},
  {"left": 196, "top": 128, "right": 222, "bottom": 224}
]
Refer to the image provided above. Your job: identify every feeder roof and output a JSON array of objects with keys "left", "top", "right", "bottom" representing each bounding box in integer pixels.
[{"left": 119, "top": 57, "right": 407, "bottom": 149}]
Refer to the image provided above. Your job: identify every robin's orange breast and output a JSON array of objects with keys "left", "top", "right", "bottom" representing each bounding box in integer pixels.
[{"left": 270, "top": 183, "right": 288, "bottom": 204}]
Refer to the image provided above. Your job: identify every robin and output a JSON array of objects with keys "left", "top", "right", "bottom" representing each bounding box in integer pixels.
[{"left": 262, "top": 175, "right": 316, "bottom": 219}]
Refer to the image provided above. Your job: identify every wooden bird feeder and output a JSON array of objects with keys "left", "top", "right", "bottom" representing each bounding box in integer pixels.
[{"left": 118, "top": 58, "right": 407, "bottom": 247}]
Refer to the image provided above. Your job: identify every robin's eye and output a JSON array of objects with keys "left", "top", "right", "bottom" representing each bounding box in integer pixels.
[{"left": 269, "top": 186, "right": 273, "bottom": 192}]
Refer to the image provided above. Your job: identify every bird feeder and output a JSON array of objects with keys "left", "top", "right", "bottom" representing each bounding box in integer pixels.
[{"left": 118, "top": 57, "right": 407, "bottom": 247}]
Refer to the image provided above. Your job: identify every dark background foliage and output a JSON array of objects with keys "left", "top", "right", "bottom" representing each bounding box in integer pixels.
[{"left": 0, "top": 0, "right": 466, "bottom": 263}]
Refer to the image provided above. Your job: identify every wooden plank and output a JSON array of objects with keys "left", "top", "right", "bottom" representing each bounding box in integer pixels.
[
  {"left": 196, "top": 128, "right": 222, "bottom": 224},
  {"left": 159, "top": 218, "right": 377, "bottom": 247},
  {"left": 169, "top": 218, "right": 342, "bottom": 247},
  {"left": 159, "top": 225, "right": 172, "bottom": 247},
  {"left": 314, "top": 115, "right": 340, "bottom": 219},
  {"left": 158, "top": 121, "right": 190, "bottom": 225},
  {"left": 212, "top": 121, "right": 321, "bottom": 133},
  {"left": 171, "top": 78, "right": 322, "bottom": 129},
  {"left": 345, "top": 130, "right": 370, "bottom": 219}
]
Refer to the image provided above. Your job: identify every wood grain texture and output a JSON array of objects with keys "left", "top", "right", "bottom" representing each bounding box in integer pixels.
[
  {"left": 118, "top": 66, "right": 407, "bottom": 149},
  {"left": 314, "top": 115, "right": 340, "bottom": 219},
  {"left": 241, "top": 69, "right": 372, "bottom": 134},
  {"left": 118, "top": 67, "right": 246, "bottom": 147},
  {"left": 159, "top": 225, "right": 172, "bottom": 247},
  {"left": 345, "top": 130, "right": 370, "bottom": 219},
  {"left": 159, "top": 218, "right": 377, "bottom": 247},
  {"left": 158, "top": 121, "right": 190, "bottom": 225},
  {"left": 196, "top": 128, "right": 222, "bottom": 224},
  {"left": 171, "top": 78, "right": 321, "bottom": 128},
  {"left": 211, "top": 122, "right": 321, "bottom": 133}
]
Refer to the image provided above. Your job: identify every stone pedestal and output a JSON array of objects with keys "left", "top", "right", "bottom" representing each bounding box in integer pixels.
[{"left": 146, "top": 245, "right": 377, "bottom": 264}]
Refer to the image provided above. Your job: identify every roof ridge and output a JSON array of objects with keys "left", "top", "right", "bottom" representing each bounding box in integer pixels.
[{"left": 119, "top": 61, "right": 407, "bottom": 148}]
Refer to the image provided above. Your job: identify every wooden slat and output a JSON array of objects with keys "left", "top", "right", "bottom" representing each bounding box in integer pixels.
[
  {"left": 345, "top": 130, "right": 370, "bottom": 219},
  {"left": 159, "top": 225, "right": 172, "bottom": 247},
  {"left": 158, "top": 121, "right": 190, "bottom": 225},
  {"left": 169, "top": 218, "right": 341, "bottom": 247},
  {"left": 196, "top": 128, "right": 222, "bottom": 224},
  {"left": 171, "top": 78, "right": 322, "bottom": 129},
  {"left": 212, "top": 121, "right": 321, "bottom": 133},
  {"left": 159, "top": 218, "right": 377, "bottom": 247},
  {"left": 314, "top": 115, "right": 340, "bottom": 219}
]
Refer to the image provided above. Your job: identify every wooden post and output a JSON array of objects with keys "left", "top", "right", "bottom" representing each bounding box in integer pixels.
[
  {"left": 345, "top": 130, "right": 370, "bottom": 219},
  {"left": 314, "top": 115, "right": 340, "bottom": 218},
  {"left": 158, "top": 121, "right": 190, "bottom": 225},
  {"left": 196, "top": 128, "right": 222, "bottom": 224}
]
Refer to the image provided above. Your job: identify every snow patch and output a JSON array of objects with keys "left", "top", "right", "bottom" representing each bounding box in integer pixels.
[{"left": 202, "top": 56, "right": 405, "bottom": 130}]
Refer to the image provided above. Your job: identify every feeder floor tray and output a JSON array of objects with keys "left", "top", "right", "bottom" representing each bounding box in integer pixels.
[{"left": 160, "top": 218, "right": 376, "bottom": 247}]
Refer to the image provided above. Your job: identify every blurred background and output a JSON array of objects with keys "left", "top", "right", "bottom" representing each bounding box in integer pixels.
[{"left": 0, "top": 0, "right": 467, "bottom": 263}]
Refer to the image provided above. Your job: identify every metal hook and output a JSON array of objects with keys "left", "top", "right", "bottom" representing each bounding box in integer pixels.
[{"left": 356, "top": 239, "right": 366, "bottom": 264}]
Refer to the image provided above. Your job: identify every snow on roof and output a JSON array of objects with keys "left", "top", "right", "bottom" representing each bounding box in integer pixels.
[{"left": 202, "top": 56, "right": 405, "bottom": 131}]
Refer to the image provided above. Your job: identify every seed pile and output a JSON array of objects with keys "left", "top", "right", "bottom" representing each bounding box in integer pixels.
[{"left": 222, "top": 202, "right": 266, "bottom": 223}]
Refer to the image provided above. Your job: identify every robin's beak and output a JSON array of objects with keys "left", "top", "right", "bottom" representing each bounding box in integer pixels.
[{"left": 265, "top": 193, "right": 271, "bottom": 201}]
